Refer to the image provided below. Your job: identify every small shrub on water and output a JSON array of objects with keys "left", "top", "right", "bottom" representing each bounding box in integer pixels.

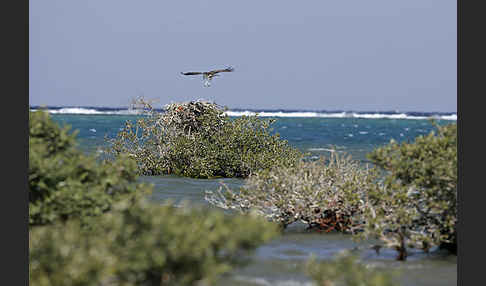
[
  {"left": 356, "top": 122, "right": 457, "bottom": 260},
  {"left": 105, "top": 98, "right": 303, "bottom": 178},
  {"left": 206, "top": 152, "right": 377, "bottom": 231}
]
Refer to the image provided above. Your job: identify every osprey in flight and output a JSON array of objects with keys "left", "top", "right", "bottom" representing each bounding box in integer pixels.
[{"left": 181, "top": 66, "right": 234, "bottom": 87}]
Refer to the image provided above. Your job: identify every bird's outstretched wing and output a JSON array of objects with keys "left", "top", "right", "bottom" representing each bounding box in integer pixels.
[
  {"left": 209, "top": 67, "right": 235, "bottom": 74},
  {"left": 181, "top": 71, "right": 203, "bottom": 76}
]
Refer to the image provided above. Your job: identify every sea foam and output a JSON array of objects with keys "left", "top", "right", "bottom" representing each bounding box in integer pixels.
[{"left": 30, "top": 106, "right": 457, "bottom": 120}]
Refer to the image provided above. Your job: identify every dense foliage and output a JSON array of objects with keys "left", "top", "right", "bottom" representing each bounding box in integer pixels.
[
  {"left": 306, "top": 251, "right": 399, "bottom": 286},
  {"left": 207, "top": 121, "right": 458, "bottom": 261},
  {"left": 206, "top": 153, "right": 377, "bottom": 231},
  {"left": 105, "top": 98, "right": 302, "bottom": 178},
  {"left": 357, "top": 122, "right": 457, "bottom": 259},
  {"left": 29, "top": 200, "right": 280, "bottom": 286},
  {"left": 29, "top": 110, "right": 281, "bottom": 285},
  {"left": 29, "top": 110, "right": 150, "bottom": 226},
  {"left": 29, "top": 220, "right": 111, "bottom": 286}
]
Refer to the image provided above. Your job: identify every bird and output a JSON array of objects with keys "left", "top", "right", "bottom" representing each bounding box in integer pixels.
[{"left": 180, "top": 66, "right": 234, "bottom": 87}]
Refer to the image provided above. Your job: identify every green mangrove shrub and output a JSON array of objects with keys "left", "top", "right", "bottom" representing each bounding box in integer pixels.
[
  {"left": 30, "top": 200, "right": 280, "bottom": 286},
  {"left": 29, "top": 220, "right": 113, "bottom": 286},
  {"left": 206, "top": 153, "right": 377, "bottom": 231},
  {"left": 105, "top": 98, "right": 302, "bottom": 178},
  {"left": 29, "top": 110, "right": 151, "bottom": 226},
  {"left": 306, "top": 251, "right": 399, "bottom": 286},
  {"left": 356, "top": 122, "right": 457, "bottom": 260}
]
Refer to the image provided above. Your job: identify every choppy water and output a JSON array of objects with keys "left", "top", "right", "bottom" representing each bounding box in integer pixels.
[
  {"left": 48, "top": 113, "right": 452, "bottom": 163},
  {"left": 42, "top": 110, "right": 457, "bottom": 286}
]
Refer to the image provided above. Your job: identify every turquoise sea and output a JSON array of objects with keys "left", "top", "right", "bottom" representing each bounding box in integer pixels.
[{"left": 32, "top": 106, "right": 457, "bottom": 286}]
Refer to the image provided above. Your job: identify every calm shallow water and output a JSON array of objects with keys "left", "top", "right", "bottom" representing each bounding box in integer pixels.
[{"left": 50, "top": 114, "right": 457, "bottom": 285}]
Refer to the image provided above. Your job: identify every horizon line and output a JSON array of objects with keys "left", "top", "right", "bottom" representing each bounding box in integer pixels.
[{"left": 29, "top": 104, "right": 457, "bottom": 114}]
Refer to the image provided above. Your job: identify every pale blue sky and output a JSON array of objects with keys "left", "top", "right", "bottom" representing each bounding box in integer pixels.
[{"left": 29, "top": 0, "right": 456, "bottom": 112}]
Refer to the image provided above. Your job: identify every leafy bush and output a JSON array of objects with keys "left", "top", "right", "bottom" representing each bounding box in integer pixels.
[
  {"left": 306, "top": 251, "right": 399, "bottom": 286},
  {"left": 356, "top": 122, "right": 457, "bottom": 260},
  {"left": 105, "top": 98, "right": 302, "bottom": 178},
  {"left": 29, "top": 220, "right": 113, "bottom": 286},
  {"left": 29, "top": 200, "right": 280, "bottom": 286},
  {"left": 206, "top": 153, "right": 377, "bottom": 231},
  {"left": 29, "top": 110, "right": 280, "bottom": 285},
  {"left": 29, "top": 110, "right": 151, "bottom": 226}
]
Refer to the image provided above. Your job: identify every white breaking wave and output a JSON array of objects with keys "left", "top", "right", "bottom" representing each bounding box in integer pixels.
[
  {"left": 30, "top": 107, "right": 457, "bottom": 120},
  {"left": 224, "top": 111, "right": 331, "bottom": 117},
  {"left": 225, "top": 111, "right": 456, "bottom": 120},
  {"left": 48, "top": 108, "right": 105, "bottom": 114},
  {"left": 351, "top": 113, "right": 412, "bottom": 119},
  {"left": 307, "top": 148, "right": 336, "bottom": 152},
  {"left": 36, "top": 107, "right": 146, "bottom": 115},
  {"left": 439, "top": 114, "right": 457, "bottom": 121}
]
